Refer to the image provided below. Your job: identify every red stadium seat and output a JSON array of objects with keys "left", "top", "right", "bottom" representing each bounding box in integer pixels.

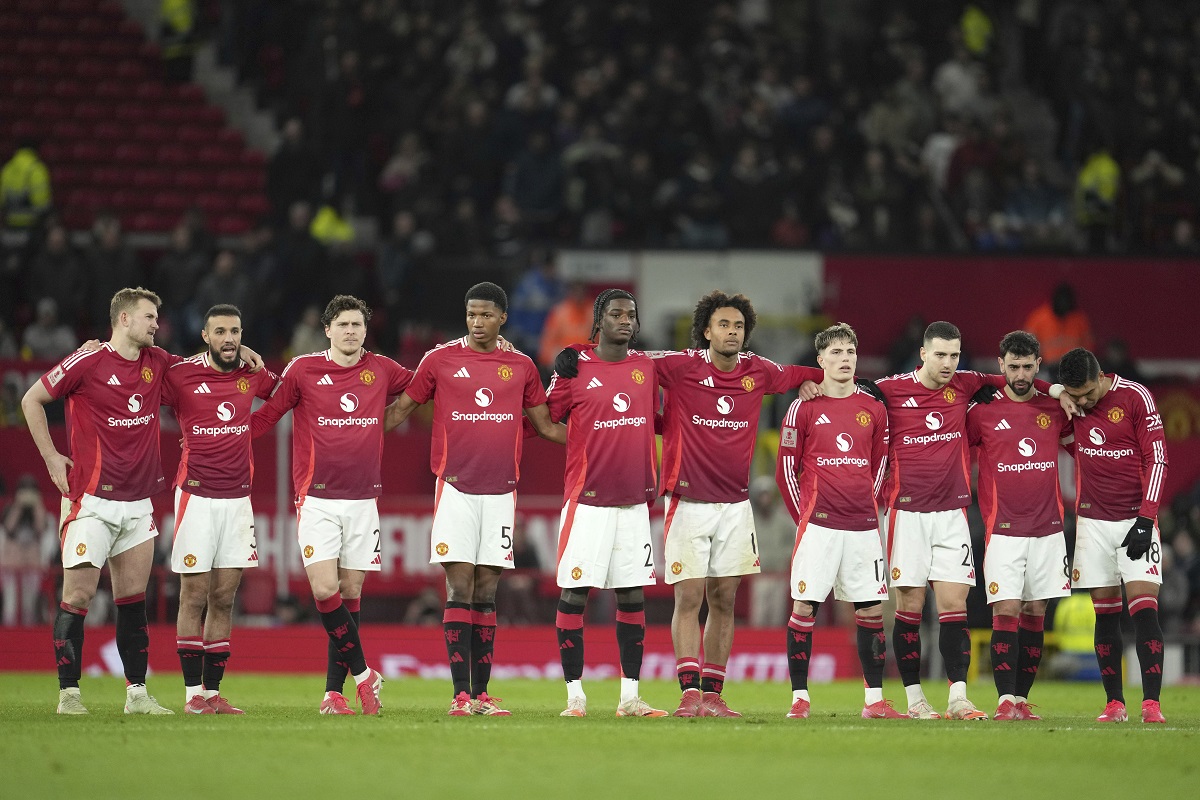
[
  {"left": 91, "top": 122, "right": 126, "bottom": 142},
  {"left": 50, "top": 120, "right": 87, "bottom": 141},
  {"left": 33, "top": 98, "right": 71, "bottom": 121},
  {"left": 134, "top": 82, "right": 166, "bottom": 103},
  {"left": 113, "top": 142, "right": 154, "bottom": 165},
  {"left": 73, "top": 100, "right": 110, "bottom": 121},
  {"left": 8, "top": 78, "right": 48, "bottom": 97},
  {"left": 239, "top": 150, "right": 267, "bottom": 169},
  {"left": 90, "top": 166, "right": 125, "bottom": 187},
  {"left": 54, "top": 39, "right": 92, "bottom": 59},
  {"left": 34, "top": 57, "right": 68, "bottom": 77},
  {"left": 235, "top": 195, "right": 270, "bottom": 217},
  {"left": 216, "top": 128, "right": 245, "bottom": 148},
  {"left": 39, "top": 142, "right": 67, "bottom": 162},
  {"left": 52, "top": 164, "right": 88, "bottom": 186},
  {"left": 155, "top": 144, "right": 192, "bottom": 167},
  {"left": 152, "top": 191, "right": 190, "bottom": 213},
  {"left": 74, "top": 18, "right": 108, "bottom": 38},
  {"left": 0, "top": 14, "right": 20, "bottom": 36},
  {"left": 74, "top": 58, "right": 109, "bottom": 80},
  {"left": 173, "top": 171, "right": 209, "bottom": 191},
  {"left": 133, "top": 122, "right": 172, "bottom": 143},
  {"left": 68, "top": 141, "right": 106, "bottom": 164},
  {"left": 98, "top": 39, "right": 139, "bottom": 59},
  {"left": 213, "top": 215, "right": 251, "bottom": 236},
  {"left": 11, "top": 119, "right": 50, "bottom": 141},
  {"left": 36, "top": 17, "right": 71, "bottom": 35},
  {"left": 92, "top": 81, "right": 128, "bottom": 101},
  {"left": 61, "top": 206, "right": 95, "bottom": 230},
  {"left": 0, "top": 55, "right": 21, "bottom": 76},
  {"left": 51, "top": 79, "right": 88, "bottom": 100},
  {"left": 132, "top": 168, "right": 172, "bottom": 190},
  {"left": 108, "top": 189, "right": 142, "bottom": 211},
  {"left": 197, "top": 145, "right": 238, "bottom": 167},
  {"left": 175, "top": 126, "right": 210, "bottom": 146},
  {"left": 173, "top": 84, "right": 207, "bottom": 104},
  {"left": 216, "top": 169, "right": 265, "bottom": 192},
  {"left": 113, "top": 59, "right": 148, "bottom": 80},
  {"left": 130, "top": 210, "right": 176, "bottom": 231},
  {"left": 195, "top": 192, "right": 227, "bottom": 216},
  {"left": 114, "top": 103, "right": 153, "bottom": 124},
  {"left": 15, "top": 39, "right": 52, "bottom": 58}
]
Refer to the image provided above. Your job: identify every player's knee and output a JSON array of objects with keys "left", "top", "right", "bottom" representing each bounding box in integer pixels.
[
  {"left": 560, "top": 587, "right": 589, "bottom": 607},
  {"left": 61, "top": 586, "right": 96, "bottom": 609},
  {"left": 854, "top": 601, "right": 882, "bottom": 619},
  {"left": 707, "top": 586, "right": 737, "bottom": 615},
  {"left": 614, "top": 587, "right": 644, "bottom": 606},
  {"left": 794, "top": 600, "right": 817, "bottom": 617},
  {"left": 1020, "top": 600, "right": 1047, "bottom": 617},
  {"left": 208, "top": 589, "right": 237, "bottom": 616}
]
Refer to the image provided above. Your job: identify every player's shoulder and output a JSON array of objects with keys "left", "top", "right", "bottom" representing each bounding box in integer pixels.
[
  {"left": 852, "top": 386, "right": 887, "bottom": 409},
  {"left": 58, "top": 344, "right": 110, "bottom": 374},
  {"left": 279, "top": 349, "right": 327, "bottom": 378},
  {"left": 876, "top": 369, "right": 919, "bottom": 387},
  {"left": 740, "top": 350, "right": 784, "bottom": 372},
  {"left": 365, "top": 350, "right": 407, "bottom": 372},
  {"left": 1110, "top": 375, "right": 1157, "bottom": 410}
]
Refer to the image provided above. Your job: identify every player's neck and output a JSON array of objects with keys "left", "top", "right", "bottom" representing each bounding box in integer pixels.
[
  {"left": 207, "top": 352, "right": 240, "bottom": 374},
  {"left": 329, "top": 347, "right": 364, "bottom": 367},
  {"left": 820, "top": 377, "right": 855, "bottom": 398},
  {"left": 708, "top": 347, "right": 738, "bottom": 372},
  {"left": 1098, "top": 374, "right": 1114, "bottom": 398},
  {"left": 107, "top": 334, "right": 141, "bottom": 361},
  {"left": 595, "top": 341, "right": 630, "bottom": 362},
  {"left": 915, "top": 367, "right": 946, "bottom": 390},
  {"left": 1003, "top": 384, "right": 1034, "bottom": 403},
  {"left": 467, "top": 337, "right": 498, "bottom": 354}
]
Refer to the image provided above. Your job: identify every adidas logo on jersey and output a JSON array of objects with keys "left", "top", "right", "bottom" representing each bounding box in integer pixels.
[
  {"left": 586, "top": 377, "right": 603, "bottom": 390},
  {"left": 815, "top": 414, "right": 831, "bottom": 425},
  {"left": 994, "top": 419, "right": 1011, "bottom": 430},
  {"left": 902, "top": 397, "right": 918, "bottom": 408},
  {"left": 1147, "top": 564, "right": 1160, "bottom": 576},
  {"left": 453, "top": 367, "right": 471, "bottom": 378},
  {"left": 107, "top": 375, "right": 121, "bottom": 386},
  {"left": 317, "top": 374, "right": 333, "bottom": 386},
  {"left": 248, "top": 552, "right": 258, "bottom": 562},
  {"left": 193, "top": 383, "right": 212, "bottom": 394},
  {"left": 699, "top": 377, "right": 715, "bottom": 387}
]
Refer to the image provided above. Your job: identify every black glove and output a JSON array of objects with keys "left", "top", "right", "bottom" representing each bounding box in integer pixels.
[
  {"left": 970, "top": 385, "right": 999, "bottom": 404},
  {"left": 554, "top": 346, "right": 580, "bottom": 379},
  {"left": 1120, "top": 516, "right": 1155, "bottom": 560},
  {"left": 855, "top": 378, "right": 886, "bottom": 406}
]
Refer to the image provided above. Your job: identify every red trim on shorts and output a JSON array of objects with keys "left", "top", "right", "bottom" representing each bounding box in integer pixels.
[
  {"left": 556, "top": 499, "right": 580, "bottom": 568},
  {"left": 885, "top": 507, "right": 899, "bottom": 564},
  {"left": 343, "top": 597, "right": 361, "bottom": 613},
  {"left": 115, "top": 592, "right": 146, "bottom": 605},
  {"left": 615, "top": 609, "right": 645, "bottom": 625},
  {"left": 992, "top": 614, "right": 1019, "bottom": 632},
  {"left": 59, "top": 499, "right": 83, "bottom": 547},
  {"left": 1018, "top": 613, "right": 1045, "bottom": 632},
  {"left": 789, "top": 518, "right": 809, "bottom": 566},
  {"left": 432, "top": 478, "right": 446, "bottom": 517},
  {"left": 442, "top": 606, "right": 472, "bottom": 624},
  {"left": 314, "top": 595, "right": 343, "bottom": 614},
  {"left": 173, "top": 490, "right": 192, "bottom": 543},
  {"left": 555, "top": 610, "right": 584, "bottom": 630},
  {"left": 662, "top": 494, "right": 681, "bottom": 546}
]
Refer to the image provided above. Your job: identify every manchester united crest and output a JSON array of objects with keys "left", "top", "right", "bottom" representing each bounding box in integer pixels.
[
  {"left": 797, "top": 580, "right": 807, "bottom": 594},
  {"left": 303, "top": 545, "right": 314, "bottom": 559},
  {"left": 891, "top": 567, "right": 901, "bottom": 581},
  {"left": 435, "top": 542, "right": 449, "bottom": 556},
  {"left": 497, "top": 365, "right": 513, "bottom": 381},
  {"left": 571, "top": 566, "right": 583, "bottom": 581},
  {"left": 856, "top": 410, "right": 871, "bottom": 427},
  {"left": 184, "top": 554, "right": 197, "bottom": 568},
  {"left": 1072, "top": 568, "right": 1080, "bottom": 582},
  {"left": 141, "top": 367, "right": 154, "bottom": 383},
  {"left": 75, "top": 543, "right": 87, "bottom": 557},
  {"left": 988, "top": 581, "right": 999, "bottom": 595},
  {"left": 236, "top": 377, "right": 250, "bottom": 394},
  {"left": 1036, "top": 413, "right": 1052, "bottom": 430},
  {"left": 742, "top": 376, "right": 755, "bottom": 392},
  {"left": 360, "top": 369, "right": 376, "bottom": 385},
  {"left": 942, "top": 387, "right": 956, "bottom": 402},
  {"left": 671, "top": 562, "right": 682, "bottom": 575},
  {"left": 631, "top": 369, "right": 645, "bottom": 385},
  {"left": 1107, "top": 407, "right": 1125, "bottom": 424}
]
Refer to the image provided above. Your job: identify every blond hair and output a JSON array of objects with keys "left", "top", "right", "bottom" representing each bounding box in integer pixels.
[{"left": 110, "top": 287, "right": 162, "bottom": 326}]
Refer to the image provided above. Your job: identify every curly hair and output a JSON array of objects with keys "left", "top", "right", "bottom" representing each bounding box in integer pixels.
[
  {"left": 690, "top": 291, "right": 757, "bottom": 349},
  {"left": 465, "top": 281, "right": 508, "bottom": 312},
  {"left": 590, "top": 288, "right": 636, "bottom": 342},
  {"left": 321, "top": 295, "right": 372, "bottom": 328},
  {"left": 999, "top": 330, "right": 1040, "bottom": 359}
]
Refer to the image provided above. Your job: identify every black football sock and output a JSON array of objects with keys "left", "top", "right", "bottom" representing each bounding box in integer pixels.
[
  {"left": 701, "top": 662, "right": 726, "bottom": 694},
  {"left": 316, "top": 595, "right": 367, "bottom": 679},
  {"left": 990, "top": 615, "right": 1019, "bottom": 698},
  {"left": 856, "top": 616, "right": 886, "bottom": 689},
  {"left": 325, "top": 598, "right": 360, "bottom": 693},
  {"left": 115, "top": 592, "right": 149, "bottom": 685},
  {"left": 471, "top": 602, "right": 497, "bottom": 698},
  {"left": 893, "top": 610, "right": 923, "bottom": 687},
  {"left": 1092, "top": 597, "right": 1124, "bottom": 703},
  {"left": 53, "top": 602, "right": 87, "bottom": 690},
  {"left": 676, "top": 657, "right": 700, "bottom": 692},
  {"left": 938, "top": 611, "right": 970, "bottom": 684},
  {"left": 443, "top": 601, "right": 472, "bottom": 697},
  {"left": 615, "top": 602, "right": 645, "bottom": 680},
  {"left": 177, "top": 636, "right": 204, "bottom": 690},
  {"left": 1015, "top": 613, "right": 1045, "bottom": 699},
  {"left": 555, "top": 598, "right": 586, "bottom": 682},
  {"left": 1129, "top": 595, "right": 1164, "bottom": 703},
  {"left": 202, "top": 639, "right": 230, "bottom": 693},
  {"left": 787, "top": 613, "right": 815, "bottom": 691}
]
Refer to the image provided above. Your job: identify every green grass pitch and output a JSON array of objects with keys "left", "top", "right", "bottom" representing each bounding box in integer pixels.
[{"left": 3, "top": 674, "right": 1197, "bottom": 799}]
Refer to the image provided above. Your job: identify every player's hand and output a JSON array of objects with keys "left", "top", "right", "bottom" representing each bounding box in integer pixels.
[
  {"left": 44, "top": 452, "right": 73, "bottom": 495},
  {"left": 970, "top": 385, "right": 998, "bottom": 405},
  {"left": 497, "top": 335, "right": 516, "bottom": 353},
  {"left": 798, "top": 380, "right": 821, "bottom": 401},
  {"left": 1120, "top": 516, "right": 1155, "bottom": 560},
  {"left": 1058, "top": 393, "right": 1082, "bottom": 418},
  {"left": 855, "top": 378, "right": 886, "bottom": 405},
  {"left": 239, "top": 345, "right": 265, "bottom": 373},
  {"left": 78, "top": 339, "right": 102, "bottom": 352},
  {"left": 554, "top": 347, "right": 580, "bottom": 379}
]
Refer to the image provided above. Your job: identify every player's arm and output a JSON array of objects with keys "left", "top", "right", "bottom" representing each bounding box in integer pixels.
[
  {"left": 251, "top": 369, "right": 300, "bottom": 438},
  {"left": 871, "top": 407, "right": 889, "bottom": 499},
  {"left": 383, "top": 392, "right": 420, "bottom": 433},
  {"left": 1058, "top": 413, "right": 1075, "bottom": 454},
  {"left": 239, "top": 345, "right": 264, "bottom": 372},
  {"left": 774, "top": 400, "right": 807, "bottom": 525},
  {"left": 20, "top": 381, "right": 72, "bottom": 495},
  {"left": 1134, "top": 393, "right": 1168, "bottom": 521},
  {"left": 525, "top": 402, "right": 566, "bottom": 445}
]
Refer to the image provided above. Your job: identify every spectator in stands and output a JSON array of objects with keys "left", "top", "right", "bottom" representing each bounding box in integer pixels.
[
  {"left": 506, "top": 130, "right": 565, "bottom": 240},
  {"left": 321, "top": 50, "right": 370, "bottom": 207},
  {"left": 1004, "top": 158, "right": 1070, "bottom": 249},
  {"left": 536, "top": 280, "right": 591, "bottom": 369},
  {"left": 240, "top": 221, "right": 284, "bottom": 348},
  {"left": 434, "top": 196, "right": 483, "bottom": 258},
  {"left": 287, "top": 305, "right": 328, "bottom": 359},
  {"left": 851, "top": 148, "right": 906, "bottom": 248},
  {"left": 724, "top": 143, "right": 778, "bottom": 246},
  {"left": 195, "top": 250, "right": 254, "bottom": 325},
  {"left": 276, "top": 201, "right": 328, "bottom": 319},
  {"left": 0, "top": 317, "right": 17, "bottom": 359},
  {"left": 160, "top": 0, "right": 198, "bottom": 82},
  {"left": 1166, "top": 219, "right": 1200, "bottom": 255},
  {"left": 153, "top": 222, "right": 208, "bottom": 350},
  {"left": 933, "top": 43, "right": 985, "bottom": 118},
  {"left": 1022, "top": 283, "right": 1094, "bottom": 372},
  {"left": 268, "top": 118, "right": 322, "bottom": 225},
  {"left": 0, "top": 140, "right": 52, "bottom": 229},
  {"left": 507, "top": 250, "right": 562, "bottom": 355},
  {"left": 25, "top": 223, "right": 86, "bottom": 331},
  {"left": 748, "top": 475, "right": 794, "bottom": 628},
  {"left": 21, "top": 298, "right": 77, "bottom": 362},
  {"left": 1100, "top": 338, "right": 1146, "bottom": 385},
  {"left": 84, "top": 212, "right": 141, "bottom": 339},
  {"left": 1, "top": 474, "right": 50, "bottom": 626},
  {"left": 488, "top": 194, "right": 527, "bottom": 261},
  {"left": 562, "top": 121, "right": 622, "bottom": 246},
  {"left": 377, "top": 132, "right": 431, "bottom": 223},
  {"left": 769, "top": 198, "right": 811, "bottom": 248},
  {"left": 675, "top": 150, "right": 729, "bottom": 248},
  {"left": 377, "top": 210, "right": 425, "bottom": 340},
  {"left": 1075, "top": 143, "right": 1121, "bottom": 252}
]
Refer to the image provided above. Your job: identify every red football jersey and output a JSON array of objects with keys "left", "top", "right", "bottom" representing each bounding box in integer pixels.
[
  {"left": 1070, "top": 375, "right": 1168, "bottom": 521},
  {"left": 252, "top": 350, "right": 412, "bottom": 500},
  {"left": 776, "top": 390, "right": 888, "bottom": 531},
  {"left": 967, "top": 391, "right": 1072, "bottom": 538},
  {"left": 40, "top": 344, "right": 179, "bottom": 502},
  {"left": 163, "top": 353, "right": 279, "bottom": 499},
  {"left": 546, "top": 349, "right": 659, "bottom": 507},
  {"left": 405, "top": 338, "right": 547, "bottom": 495},
  {"left": 655, "top": 349, "right": 821, "bottom": 503},
  {"left": 876, "top": 369, "right": 1007, "bottom": 513}
]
